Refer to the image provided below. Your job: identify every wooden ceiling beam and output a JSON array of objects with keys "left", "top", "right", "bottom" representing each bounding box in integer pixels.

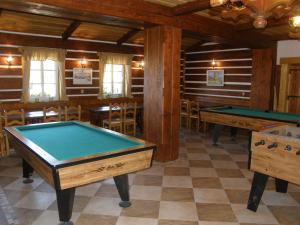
[
  {"left": 0, "top": 0, "right": 275, "bottom": 48},
  {"left": 117, "top": 29, "right": 140, "bottom": 45},
  {"left": 62, "top": 20, "right": 81, "bottom": 40},
  {"left": 173, "top": 0, "right": 211, "bottom": 16}
]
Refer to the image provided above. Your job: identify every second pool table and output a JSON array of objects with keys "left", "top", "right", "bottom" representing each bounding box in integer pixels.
[{"left": 4, "top": 121, "right": 156, "bottom": 225}]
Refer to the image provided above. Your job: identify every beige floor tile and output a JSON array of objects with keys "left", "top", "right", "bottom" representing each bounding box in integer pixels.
[
  {"left": 198, "top": 222, "right": 239, "bottom": 225},
  {"left": 220, "top": 178, "right": 251, "bottom": 190},
  {"left": 231, "top": 204, "right": 279, "bottom": 224},
  {"left": 193, "top": 188, "right": 229, "bottom": 204},
  {"left": 13, "top": 207, "right": 43, "bottom": 225},
  {"left": 139, "top": 165, "right": 164, "bottom": 176},
  {"left": 14, "top": 191, "right": 56, "bottom": 210},
  {"left": 48, "top": 195, "right": 90, "bottom": 212},
  {"left": 95, "top": 183, "right": 120, "bottom": 198},
  {"left": 161, "top": 187, "right": 194, "bottom": 202},
  {"left": 4, "top": 177, "right": 43, "bottom": 191},
  {"left": 34, "top": 181, "right": 55, "bottom": 193},
  {"left": 163, "top": 176, "right": 193, "bottom": 188},
  {"left": 262, "top": 191, "right": 299, "bottom": 206},
  {"left": 31, "top": 210, "right": 80, "bottom": 225},
  {"left": 77, "top": 214, "right": 118, "bottom": 225},
  {"left": 83, "top": 197, "right": 122, "bottom": 216},
  {"left": 190, "top": 168, "right": 217, "bottom": 178},
  {"left": 230, "top": 154, "right": 248, "bottom": 162},
  {"left": 211, "top": 160, "right": 239, "bottom": 169},
  {"left": 116, "top": 216, "right": 158, "bottom": 225},
  {"left": 268, "top": 205, "right": 300, "bottom": 225},
  {"left": 196, "top": 203, "right": 237, "bottom": 222},
  {"left": 192, "top": 177, "right": 222, "bottom": 189},
  {"left": 164, "top": 167, "right": 190, "bottom": 176},
  {"left": 121, "top": 200, "right": 160, "bottom": 218},
  {"left": 4, "top": 189, "right": 31, "bottom": 205},
  {"left": 241, "top": 169, "right": 254, "bottom": 179},
  {"left": 159, "top": 219, "right": 198, "bottom": 225},
  {"left": 187, "top": 153, "right": 210, "bottom": 160},
  {"left": 76, "top": 182, "right": 102, "bottom": 197},
  {"left": 133, "top": 175, "right": 163, "bottom": 186},
  {"left": 130, "top": 185, "right": 162, "bottom": 201},
  {"left": 159, "top": 201, "right": 198, "bottom": 221}
]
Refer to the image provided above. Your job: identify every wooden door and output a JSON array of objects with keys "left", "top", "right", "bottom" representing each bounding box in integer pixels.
[{"left": 287, "top": 64, "right": 300, "bottom": 113}]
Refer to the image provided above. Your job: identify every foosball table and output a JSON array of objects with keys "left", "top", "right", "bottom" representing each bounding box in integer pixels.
[{"left": 247, "top": 125, "right": 300, "bottom": 211}]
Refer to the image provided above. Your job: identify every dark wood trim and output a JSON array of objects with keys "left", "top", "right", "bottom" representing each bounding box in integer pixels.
[
  {"left": 186, "top": 40, "right": 205, "bottom": 51},
  {"left": 117, "top": 29, "right": 140, "bottom": 45},
  {"left": 62, "top": 20, "right": 81, "bottom": 40},
  {"left": 172, "top": 0, "right": 211, "bottom": 16}
]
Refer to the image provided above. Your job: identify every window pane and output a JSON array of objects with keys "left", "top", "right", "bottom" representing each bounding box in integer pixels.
[
  {"left": 103, "top": 83, "right": 112, "bottom": 94},
  {"left": 113, "top": 83, "right": 123, "bottom": 95},
  {"left": 44, "top": 84, "right": 57, "bottom": 98},
  {"left": 44, "top": 71, "right": 56, "bottom": 83},
  {"left": 30, "top": 71, "right": 42, "bottom": 83},
  {"left": 113, "top": 72, "right": 123, "bottom": 82},
  {"left": 104, "top": 71, "right": 112, "bottom": 83},
  {"left": 105, "top": 64, "right": 112, "bottom": 72},
  {"left": 113, "top": 64, "right": 123, "bottom": 72},
  {"left": 30, "top": 61, "right": 41, "bottom": 70},
  {"left": 29, "top": 84, "right": 42, "bottom": 96},
  {"left": 43, "top": 60, "right": 56, "bottom": 70}
]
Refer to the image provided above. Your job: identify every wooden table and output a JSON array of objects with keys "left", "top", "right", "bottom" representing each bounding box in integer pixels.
[{"left": 89, "top": 105, "right": 143, "bottom": 131}]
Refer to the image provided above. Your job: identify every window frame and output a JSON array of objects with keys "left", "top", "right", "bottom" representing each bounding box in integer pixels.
[{"left": 103, "top": 63, "right": 125, "bottom": 98}]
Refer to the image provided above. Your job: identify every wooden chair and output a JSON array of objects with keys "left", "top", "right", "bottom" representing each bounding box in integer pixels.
[
  {"left": 189, "top": 101, "right": 200, "bottom": 131},
  {"left": 123, "top": 102, "right": 137, "bottom": 136},
  {"left": 180, "top": 99, "right": 190, "bottom": 128},
  {"left": 43, "top": 106, "right": 61, "bottom": 123},
  {"left": 65, "top": 105, "right": 81, "bottom": 121},
  {"left": 3, "top": 109, "right": 25, "bottom": 156},
  {"left": 102, "top": 103, "right": 123, "bottom": 133}
]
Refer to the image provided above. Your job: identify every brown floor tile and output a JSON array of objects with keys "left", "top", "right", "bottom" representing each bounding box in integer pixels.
[
  {"left": 158, "top": 219, "right": 198, "bottom": 225},
  {"left": 161, "top": 187, "right": 194, "bottom": 202},
  {"left": 121, "top": 200, "right": 160, "bottom": 218},
  {"left": 76, "top": 214, "right": 118, "bottom": 225},
  {"left": 236, "top": 161, "right": 248, "bottom": 169},
  {"left": 269, "top": 206, "right": 300, "bottom": 225},
  {"left": 48, "top": 195, "right": 91, "bottom": 212},
  {"left": 225, "top": 189, "right": 250, "bottom": 204},
  {"left": 196, "top": 203, "right": 237, "bottom": 222},
  {"left": 34, "top": 181, "right": 55, "bottom": 193},
  {"left": 192, "top": 177, "right": 222, "bottom": 189},
  {"left": 95, "top": 183, "right": 120, "bottom": 198},
  {"left": 216, "top": 169, "right": 244, "bottom": 178},
  {"left": 13, "top": 207, "right": 43, "bottom": 225},
  {"left": 133, "top": 175, "right": 163, "bottom": 186},
  {"left": 187, "top": 148, "right": 207, "bottom": 154},
  {"left": 189, "top": 160, "right": 213, "bottom": 168},
  {"left": 209, "top": 154, "right": 232, "bottom": 161},
  {"left": 0, "top": 176, "right": 18, "bottom": 187},
  {"left": 164, "top": 167, "right": 190, "bottom": 176},
  {"left": 289, "top": 192, "right": 300, "bottom": 204}
]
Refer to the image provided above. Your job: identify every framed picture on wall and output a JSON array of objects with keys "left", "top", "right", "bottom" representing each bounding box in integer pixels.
[
  {"left": 73, "top": 68, "right": 93, "bottom": 85},
  {"left": 207, "top": 70, "right": 224, "bottom": 86}
]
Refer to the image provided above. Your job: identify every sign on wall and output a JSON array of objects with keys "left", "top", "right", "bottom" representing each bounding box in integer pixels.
[
  {"left": 73, "top": 68, "right": 93, "bottom": 85},
  {"left": 207, "top": 70, "right": 224, "bottom": 86}
]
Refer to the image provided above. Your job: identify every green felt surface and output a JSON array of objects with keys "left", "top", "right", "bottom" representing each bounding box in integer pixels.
[
  {"left": 212, "top": 107, "right": 300, "bottom": 122},
  {"left": 15, "top": 122, "right": 143, "bottom": 161}
]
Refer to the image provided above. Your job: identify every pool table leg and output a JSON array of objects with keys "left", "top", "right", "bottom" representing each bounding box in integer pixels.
[
  {"left": 275, "top": 178, "right": 288, "bottom": 193},
  {"left": 56, "top": 188, "right": 75, "bottom": 225},
  {"left": 114, "top": 174, "right": 131, "bottom": 208},
  {"left": 247, "top": 172, "right": 268, "bottom": 212},
  {"left": 212, "top": 124, "right": 223, "bottom": 146},
  {"left": 22, "top": 159, "right": 34, "bottom": 184}
]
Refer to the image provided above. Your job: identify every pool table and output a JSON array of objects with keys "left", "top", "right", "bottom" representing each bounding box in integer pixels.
[{"left": 4, "top": 121, "right": 156, "bottom": 225}]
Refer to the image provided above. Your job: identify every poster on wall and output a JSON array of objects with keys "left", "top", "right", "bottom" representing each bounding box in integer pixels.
[
  {"left": 73, "top": 68, "right": 93, "bottom": 85},
  {"left": 207, "top": 70, "right": 224, "bottom": 86}
]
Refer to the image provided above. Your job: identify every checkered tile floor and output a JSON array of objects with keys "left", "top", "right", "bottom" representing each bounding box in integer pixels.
[{"left": 1, "top": 129, "right": 300, "bottom": 225}]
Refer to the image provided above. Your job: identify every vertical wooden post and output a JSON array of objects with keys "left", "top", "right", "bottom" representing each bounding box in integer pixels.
[
  {"left": 277, "top": 64, "right": 289, "bottom": 112},
  {"left": 251, "top": 48, "right": 275, "bottom": 110},
  {"left": 144, "top": 26, "right": 182, "bottom": 162}
]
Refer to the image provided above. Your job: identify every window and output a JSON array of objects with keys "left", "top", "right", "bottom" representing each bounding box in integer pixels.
[
  {"left": 29, "top": 60, "right": 59, "bottom": 102},
  {"left": 103, "top": 64, "right": 124, "bottom": 98}
]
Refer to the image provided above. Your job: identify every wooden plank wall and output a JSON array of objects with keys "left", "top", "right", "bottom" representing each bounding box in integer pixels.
[
  {"left": 0, "top": 44, "right": 144, "bottom": 103},
  {"left": 183, "top": 44, "right": 253, "bottom": 107}
]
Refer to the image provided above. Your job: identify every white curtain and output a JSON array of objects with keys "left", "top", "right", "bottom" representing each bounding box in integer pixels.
[
  {"left": 98, "top": 52, "right": 133, "bottom": 99},
  {"left": 20, "top": 47, "right": 67, "bottom": 103}
]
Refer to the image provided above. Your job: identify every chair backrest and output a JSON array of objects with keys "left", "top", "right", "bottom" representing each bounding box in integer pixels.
[
  {"left": 43, "top": 106, "right": 61, "bottom": 123},
  {"left": 4, "top": 109, "right": 25, "bottom": 126},
  {"left": 124, "top": 102, "right": 137, "bottom": 120},
  {"left": 65, "top": 105, "right": 81, "bottom": 121},
  {"left": 189, "top": 101, "right": 200, "bottom": 116},
  {"left": 180, "top": 99, "right": 189, "bottom": 114},
  {"left": 108, "top": 103, "right": 123, "bottom": 122}
]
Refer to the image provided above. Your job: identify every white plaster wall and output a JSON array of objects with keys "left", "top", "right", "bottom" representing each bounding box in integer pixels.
[{"left": 277, "top": 40, "right": 300, "bottom": 64}]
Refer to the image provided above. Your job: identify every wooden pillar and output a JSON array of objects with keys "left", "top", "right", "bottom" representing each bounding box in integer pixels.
[
  {"left": 144, "top": 26, "right": 182, "bottom": 162},
  {"left": 251, "top": 48, "right": 275, "bottom": 110}
]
